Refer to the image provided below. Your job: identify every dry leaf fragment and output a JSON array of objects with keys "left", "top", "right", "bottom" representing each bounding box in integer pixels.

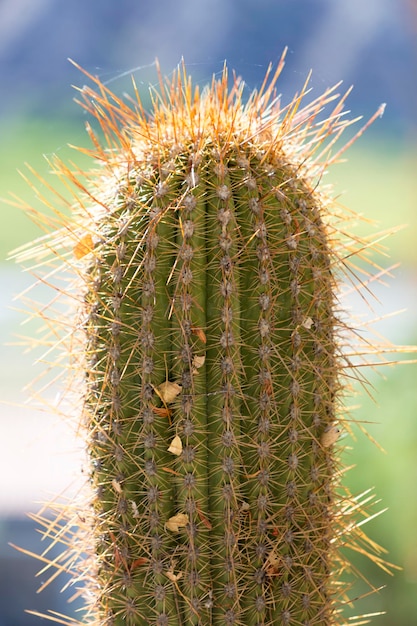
[
  {"left": 155, "top": 381, "right": 182, "bottom": 404},
  {"left": 151, "top": 405, "right": 172, "bottom": 419},
  {"left": 74, "top": 233, "right": 94, "bottom": 259},
  {"left": 196, "top": 502, "right": 212, "bottom": 530},
  {"left": 191, "top": 326, "right": 207, "bottom": 343},
  {"left": 130, "top": 500, "right": 140, "bottom": 518},
  {"left": 165, "top": 513, "right": 189, "bottom": 532},
  {"left": 302, "top": 316, "right": 314, "bottom": 330},
  {"left": 166, "top": 570, "right": 183, "bottom": 583},
  {"left": 192, "top": 354, "right": 206, "bottom": 374},
  {"left": 321, "top": 425, "right": 340, "bottom": 447},
  {"left": 111, "top": 478, "right": 122, "bottom": 494},
  {"left": 265, "top": 549, "right": 280, "bottom": 577},
  {"left": 161, "top": 466, "right": 182, "bottom": 476},
  {"left": 130, "top": 557, "right": 148, "bottom": 570},
  {"left": 168, "top": 435, "right": 183, "bottom": 456},
  {"left": 263, "top": 377, "right": 273, "bottom": 396}
]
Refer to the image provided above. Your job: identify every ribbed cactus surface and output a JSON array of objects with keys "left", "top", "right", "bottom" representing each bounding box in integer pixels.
[
  {"left": 86, "top": 144, "right": 339, "bottom": 626},
  {"left": 13, "top": 56, "right": 393, "bottom": 626}
]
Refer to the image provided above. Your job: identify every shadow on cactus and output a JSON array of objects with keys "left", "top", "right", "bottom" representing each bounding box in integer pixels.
[{"left": 10, "top": 50, "right": 413, "bottom": 625}]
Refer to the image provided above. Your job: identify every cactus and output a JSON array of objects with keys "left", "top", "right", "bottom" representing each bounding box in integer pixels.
[{"left": 13, "top": 54, "right": 398, "bottom": 626}]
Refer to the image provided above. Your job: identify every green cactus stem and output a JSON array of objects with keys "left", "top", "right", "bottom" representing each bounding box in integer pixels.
[{"left": 13, "top": 53, "right": 399, "bottom": 626}]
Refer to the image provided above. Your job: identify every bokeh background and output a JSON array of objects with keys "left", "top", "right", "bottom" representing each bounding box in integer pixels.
[{"left": 1, "top": 1, "right": 416, "bottom": 624}]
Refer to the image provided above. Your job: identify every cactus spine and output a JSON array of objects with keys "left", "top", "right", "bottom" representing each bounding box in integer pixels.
[{"left": 15, "top": 55, "right": 393, "bottom": 626}]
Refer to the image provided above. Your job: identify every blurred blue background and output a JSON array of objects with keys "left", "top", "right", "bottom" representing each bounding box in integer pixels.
[{"left": 0, "top": 1, "right": 416, "bottom": 624}]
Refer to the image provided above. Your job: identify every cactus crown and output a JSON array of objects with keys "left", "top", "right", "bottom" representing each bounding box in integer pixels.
[{"left": 12, "top": 52, "right": 399, "bottom": 626}]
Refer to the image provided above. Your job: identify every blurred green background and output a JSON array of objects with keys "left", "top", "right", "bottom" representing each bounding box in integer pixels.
[{"left": 0, "top": 1, "right": 416, "bottom": 624}]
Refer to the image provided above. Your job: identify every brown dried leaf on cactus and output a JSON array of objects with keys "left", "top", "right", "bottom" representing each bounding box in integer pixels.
[
  {"left": 168, "top": 434, "right": 183, "bottom": 456},
  {"left": 154, "top": 380, "right": 182, "bottom": 404},
  {"left": 165, "top": 513, "right": 190, "bottom": 533}
]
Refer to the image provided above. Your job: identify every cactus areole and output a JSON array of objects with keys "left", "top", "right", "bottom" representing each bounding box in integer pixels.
[{"left": 16, "top": 53, "right": 392, "bottom": 626}]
